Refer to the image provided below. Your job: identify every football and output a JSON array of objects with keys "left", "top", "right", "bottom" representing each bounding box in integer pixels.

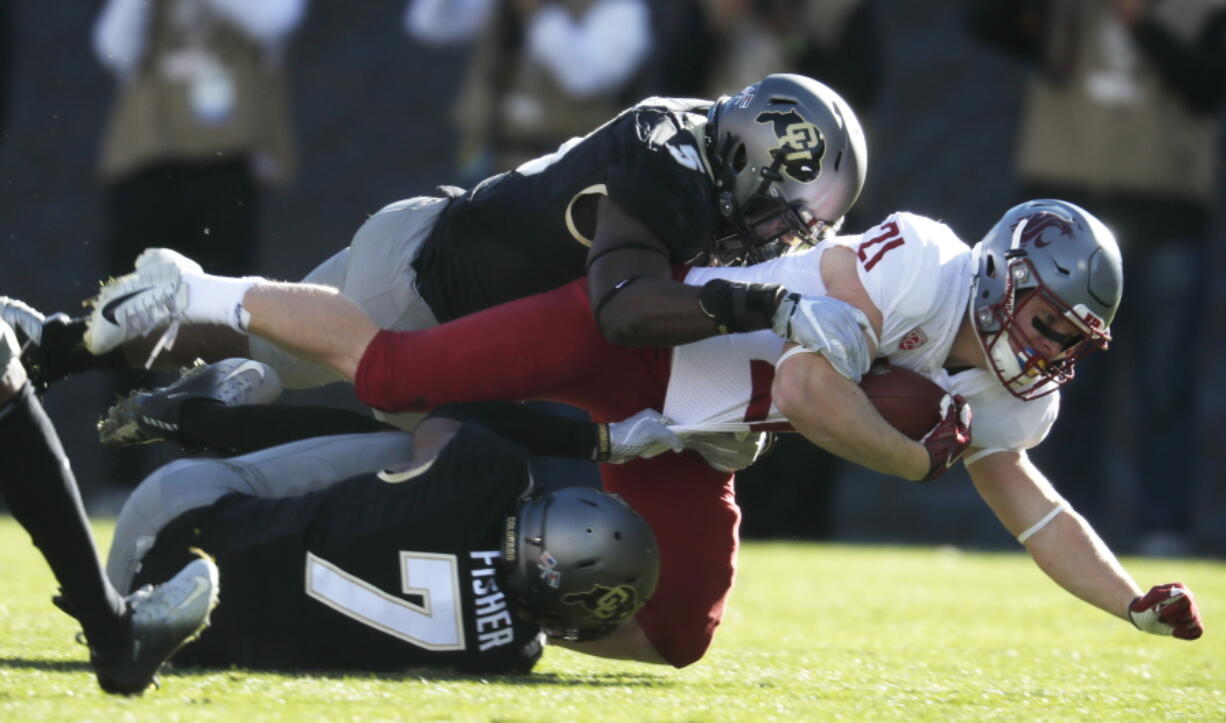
[{"left": 859, "top": 362, "right": 946, "bottom": 440}]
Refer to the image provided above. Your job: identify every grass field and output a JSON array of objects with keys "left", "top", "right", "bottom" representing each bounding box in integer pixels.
[{"left": 0, "top": 520, "right": 1222, "bottom": 721}]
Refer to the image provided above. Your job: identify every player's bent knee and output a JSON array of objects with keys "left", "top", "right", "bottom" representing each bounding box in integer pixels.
[
  {"left": 650, "top": 628, "right": 716, "bottom": 669},
  {"left": 636, "top": 609, "right": 721, "bottom": 668}
]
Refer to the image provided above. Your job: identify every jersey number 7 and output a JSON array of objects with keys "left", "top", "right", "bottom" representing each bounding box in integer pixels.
[{"left": 305, "top": 550, "right": 466, "bottom": 651}]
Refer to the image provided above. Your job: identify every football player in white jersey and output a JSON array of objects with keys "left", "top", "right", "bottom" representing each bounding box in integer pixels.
[{"left": 73, "top": 199, "right": 1206, "bottom": 666}]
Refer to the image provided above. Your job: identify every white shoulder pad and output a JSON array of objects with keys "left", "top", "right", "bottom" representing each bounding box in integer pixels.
[{"left": 829, "top": 213, "right": 969, "bottom": 352}]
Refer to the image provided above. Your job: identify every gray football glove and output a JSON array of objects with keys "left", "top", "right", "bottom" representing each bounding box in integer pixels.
[
  {"left": 678, "top": 430, "right": 772, "bottom": 473},
  {"left": 603, "top": 408, "right": 683, "bottom": 464},
  {"left": 771, "top": 293, "right": 875, "bottom": 382}
]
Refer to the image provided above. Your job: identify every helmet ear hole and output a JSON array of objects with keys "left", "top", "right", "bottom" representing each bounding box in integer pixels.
[{"left": 732, "top": 144, "right": 748, "bottom": 173}]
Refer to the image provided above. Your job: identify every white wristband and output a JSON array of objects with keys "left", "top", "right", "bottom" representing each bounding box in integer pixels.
[
  {"left": 1017, "top": 502, "right": 1069, "bottom": 544},
  {"left": 181, "top": 271, "right": 262, "bottom": 333}
]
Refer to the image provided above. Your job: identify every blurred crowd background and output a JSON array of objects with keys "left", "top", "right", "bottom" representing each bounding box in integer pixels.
[{"left": 1, "top": 0, "right": 1223, "bottom": 556}]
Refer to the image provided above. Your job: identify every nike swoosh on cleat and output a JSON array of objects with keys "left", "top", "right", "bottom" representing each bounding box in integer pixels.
[
  {"left": 223, "top": 360, "right": 266, "bottom": 382},
  {"left": 177, "top": 576, "right": 213, "bottom": 612},
  {"left": 101, "top": 288, "right": 154, "bottom": 325}
]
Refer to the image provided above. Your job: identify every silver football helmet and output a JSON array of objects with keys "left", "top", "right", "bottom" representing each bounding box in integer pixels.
[
  {"left": 501, "top": 487, "right": 659, "bottom": 642},
  {"left": 969, "top": 199, "right": 1123, "bottom": 400},
  {"left": 705, "top": 73, "right": 867, "bottom": 264}
]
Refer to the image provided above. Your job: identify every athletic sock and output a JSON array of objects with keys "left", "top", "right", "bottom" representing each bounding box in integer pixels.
[
  {"left": 24, "top": 315, "right": 127, "bottom": 391},
  {"left": 178, "top": 271, "right": 261, "bottom": 332},
  {"left": 0, "top": 385, "right": 129, "bottom": 648}
]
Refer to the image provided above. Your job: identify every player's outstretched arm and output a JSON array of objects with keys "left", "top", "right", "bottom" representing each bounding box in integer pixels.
[{"left": 968, "top": 450, "right": 1204, "bottom": 640}]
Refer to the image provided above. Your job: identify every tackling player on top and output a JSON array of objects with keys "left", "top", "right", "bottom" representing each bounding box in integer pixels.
[
  {"left": 72, "top": 198, "right": 1207, "bottom": 667},
  {"left": 6, "top": 73, "right": 867, "bottom": 398}
]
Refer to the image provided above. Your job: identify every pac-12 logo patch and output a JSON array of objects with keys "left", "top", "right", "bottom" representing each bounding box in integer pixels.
[
  {"left": 562, "top": 584, "right": 638, "bottom": 623},
  {"left": 537, "top": 551, "right": 561, "bottom": 589},
  {"left": 755, "top": 109, "right": 825, "bottom": 183},
  {"left": 900, "top": 327, "right": 928, "bottom": 351}
]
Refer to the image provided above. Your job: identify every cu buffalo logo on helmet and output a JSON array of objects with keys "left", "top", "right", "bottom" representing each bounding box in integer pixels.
[
  {"left": 561, "top": 584, "right": 638, "bottom": 622},
  {"left": 755, "top": 109, "right": 825, "bottom": 183}
]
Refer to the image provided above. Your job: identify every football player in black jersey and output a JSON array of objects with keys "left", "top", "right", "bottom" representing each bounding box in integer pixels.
[
  {"left": 3, "top": 345, "right": 662, "bottom": 673},
  {"left": 5, "top": 72, "right": 866, "bottom": 389},
  {"left": 106, "top": 410, "right": 660, "bottom": 674}
]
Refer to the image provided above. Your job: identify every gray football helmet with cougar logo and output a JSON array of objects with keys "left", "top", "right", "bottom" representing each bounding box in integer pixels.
[
  {"left": 969, "top": 199, "right": 1123, "bottom": 400},
  {"left": 705, "top": 73, "right": 867, "bottom": 263},
  {"left": 501, "top": 487, "right": 659, "bottom": 641}
]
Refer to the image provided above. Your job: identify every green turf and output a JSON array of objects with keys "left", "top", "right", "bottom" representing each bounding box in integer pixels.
[{"left": 0, "top": 519, "right": 1222, "bottom": 721}]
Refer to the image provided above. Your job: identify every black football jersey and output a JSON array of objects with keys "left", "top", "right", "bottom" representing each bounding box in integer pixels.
[
  {"left": 135, "top": 424, "right": 543, "bottom": 674},
  {"left": 414, "top": 96, "right": 719, "bottom": 322}
]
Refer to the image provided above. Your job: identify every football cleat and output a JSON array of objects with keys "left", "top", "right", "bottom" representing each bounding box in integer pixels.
[
  {"left": 92, "top": 555, "right": 220, "bottom": 696},
  {"left": 98, "top": 358, "right": 283, "bottom": 447},
  {"left": 0, "top": 296, "right": 47, "bottom": 345},
  {"left": 84, "top": 248, "right": 202, "bottom": 360}
]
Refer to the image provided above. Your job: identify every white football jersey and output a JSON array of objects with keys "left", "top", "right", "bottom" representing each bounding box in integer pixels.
[{"left": 663, "top": 212, "right": 1059, "bottom": 454}]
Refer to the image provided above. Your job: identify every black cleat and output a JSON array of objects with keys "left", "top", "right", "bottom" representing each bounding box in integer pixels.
[{"left": 98, "top": 358, "right": 282, "bottom": 446}]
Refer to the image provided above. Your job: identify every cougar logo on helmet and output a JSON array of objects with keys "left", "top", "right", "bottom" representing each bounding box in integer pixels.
[
  {"left": 755, "top": 109, "right": 825, "bottom": 183},
  {"left": 1014, "top": 212, "right": 1075, "bottom": 249},
  {"left": 562, "top": 584, "right": 639, "bottom": 623}
]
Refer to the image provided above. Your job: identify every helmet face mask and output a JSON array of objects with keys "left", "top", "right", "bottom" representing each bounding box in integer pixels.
[
  {"left": 499, "top": 487, "right": 659, "bottom": 642},
  {"left": 705, "top": 74, "right": 866, "bottom": 265},
  {"left": 710, "top": 198, "right": 828, "bottom": 265},
  {"left": 978, "top": 277, "right": 1102, "bottom": 398},
  {"left": 970, "top": 200, "right": 1122, "bottom": 400}
]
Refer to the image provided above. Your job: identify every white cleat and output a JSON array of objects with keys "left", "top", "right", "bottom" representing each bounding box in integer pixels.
[{"left": 84, "top": 248, "right": 203, "bottom": 360}]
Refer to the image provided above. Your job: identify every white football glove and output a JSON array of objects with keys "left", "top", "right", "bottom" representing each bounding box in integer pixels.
[
  {"left": 603, "top": 408, "right": 683, "bottom": 464},
  {"left": 771, "top": 293, "right": 875, "bottom": 382},
  {"left": 678, "top": 430, "right": 772, "bottom": 473}
]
